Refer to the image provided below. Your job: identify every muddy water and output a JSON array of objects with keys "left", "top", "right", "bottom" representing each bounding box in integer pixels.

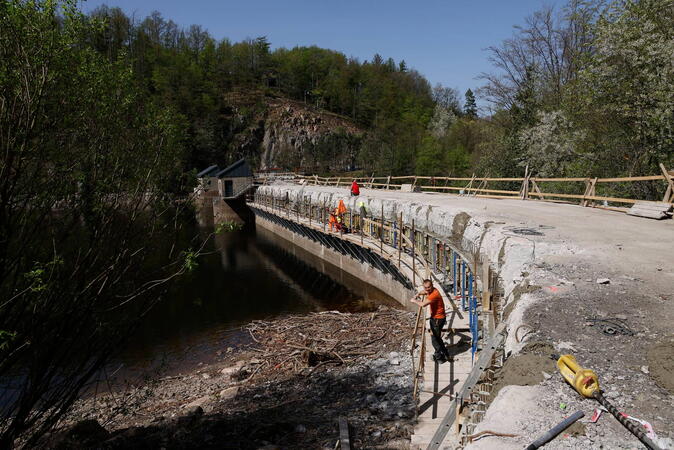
[{"left": 112, "top": 217, "right": 398, "bottom": 378}]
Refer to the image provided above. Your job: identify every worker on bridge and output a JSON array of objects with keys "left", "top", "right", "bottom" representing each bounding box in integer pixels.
[
  {"left": 411, "top": 279, "right": 452, "bottom": 363},
  {"left": 350, "top": 179, "right": 360, "bottom": 196},
  {"left": 328, "top": 209, "right": 338, "bottom": 232}
]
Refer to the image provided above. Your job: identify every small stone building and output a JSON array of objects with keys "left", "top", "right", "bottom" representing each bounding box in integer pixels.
[
  {"left": 196, "top": 165, "right": 220, "bottom": 193},
  {"left": 215, "top": 159, "right": 254, "bottom": 198}
]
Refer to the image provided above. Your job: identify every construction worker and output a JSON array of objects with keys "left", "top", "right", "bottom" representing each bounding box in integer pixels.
[
  {"left": 328, "top": 209, "right": 337, "bottom": 232},
  {"left": 411, "top": 279, "right": 452, "bottom": 363},
  {"left": 335, "top": 208, "right": 343, "bottom": 231},
  {"left": 351, "top": 179, "right": 360, "bottom": 196}
]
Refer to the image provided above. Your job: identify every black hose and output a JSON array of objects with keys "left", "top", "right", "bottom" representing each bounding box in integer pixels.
[
  {"left": 525, "top": 410, "right": 584, "bottom": 450},
  {"left": 593, "top": 391, "right": 661, "bottom": 450}
]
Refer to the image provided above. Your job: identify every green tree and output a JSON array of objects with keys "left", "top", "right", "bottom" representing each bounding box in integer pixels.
[
  {"left": 577, "top": 0, "right": 674, "bottom": 175},
  {"left": 463, "top": 89, "right": 478, "bottom": 118},
  {"left": 0, "top": 1, "right": 188, "bottom": 444}
]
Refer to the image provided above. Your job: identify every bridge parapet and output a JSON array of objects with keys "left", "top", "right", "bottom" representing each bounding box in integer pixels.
[{"left": 252, "top": 186, "right": 513, "bottom": 447}]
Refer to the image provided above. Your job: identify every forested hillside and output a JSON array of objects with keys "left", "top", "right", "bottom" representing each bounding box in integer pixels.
[
  {"left": 87, "top": 1, "right": 673, "bottom": 182},
  {"left": 85, "top": 5, "right": 469, "bottom": 176}
]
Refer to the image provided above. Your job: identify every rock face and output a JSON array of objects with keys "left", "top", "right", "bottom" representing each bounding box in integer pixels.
[
  {"left": 222, "top": 92, "right": 362, "bottom": 172},
  {"left": 259, "top": 100, "right": 362, "bottom": 171}
]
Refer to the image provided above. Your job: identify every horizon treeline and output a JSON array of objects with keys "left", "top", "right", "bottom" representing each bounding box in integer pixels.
[
  {"left": 84, "top": 5, "right": 478, "bottom": 176},
  {"left": 91, "top": 0, "right": 672, "bottom": 189}
]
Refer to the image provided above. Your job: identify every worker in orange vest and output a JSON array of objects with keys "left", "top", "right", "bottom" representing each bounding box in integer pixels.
[
  {"left": 351, "top": 179, "right": 360, "bottom": 196},
  {"left": 328, "top": 209, "right": 337, "bottom": 231}
]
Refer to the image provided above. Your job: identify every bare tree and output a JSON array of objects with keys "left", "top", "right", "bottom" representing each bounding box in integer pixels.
[{"left": 478, "top": 1, "right": 599, "bottom": 109}]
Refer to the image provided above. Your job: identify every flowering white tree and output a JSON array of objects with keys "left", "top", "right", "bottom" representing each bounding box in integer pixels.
[
  {"left": 519, "top": 111, "right": 588, "bottom": 176},
  {"left": 580, "top": 0, "right": 674, "bottom": 173}
]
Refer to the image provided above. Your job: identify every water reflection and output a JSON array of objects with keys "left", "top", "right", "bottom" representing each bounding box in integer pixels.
[{"left": 114, "top": 217, "right": 397, "bottom": 374}]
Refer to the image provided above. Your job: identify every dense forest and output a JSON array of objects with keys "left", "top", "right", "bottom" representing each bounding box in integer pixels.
[{"left": 84, "top": 0, "right": 674, "bottom": 181}]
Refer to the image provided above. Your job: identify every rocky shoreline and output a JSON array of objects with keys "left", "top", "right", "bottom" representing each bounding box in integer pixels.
[{"left": 50, "top": 308, "right": 416, "bottom": 449}]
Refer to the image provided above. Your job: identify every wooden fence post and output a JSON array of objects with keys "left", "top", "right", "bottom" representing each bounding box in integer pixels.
[
  {"left": 660, "top": 163, "right": 674, "bottom": 203},
  {"left": 520, "top": 165, "right": 530, "bottom": 200},
  {"left": 581, "top": 177, "right": 598, "bottom": 207}
]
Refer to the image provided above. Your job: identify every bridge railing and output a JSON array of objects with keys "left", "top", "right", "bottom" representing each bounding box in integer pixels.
[
  {"left": 294, "top": 163, "right": 674, "bottom": 212},
  {"left": 251, "top": 189, "right": 504, "bottom": 409}
]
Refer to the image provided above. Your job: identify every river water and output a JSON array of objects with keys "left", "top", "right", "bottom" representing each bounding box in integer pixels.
[{"left": 112, "top": 216, "right": 397, "bottom": 379}]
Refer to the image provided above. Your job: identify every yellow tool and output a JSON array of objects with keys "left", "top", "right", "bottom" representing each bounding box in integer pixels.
[
  {"left": 556, "top": 354, "right": 661, "bottom": 450},
  {"left": 556, "top": 354, "right": 599, "bottom": 398}
]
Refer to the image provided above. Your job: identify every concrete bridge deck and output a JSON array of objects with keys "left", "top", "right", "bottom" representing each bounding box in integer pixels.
[{"left": 256, "top": 183, "right": 674, "bottom": 449}]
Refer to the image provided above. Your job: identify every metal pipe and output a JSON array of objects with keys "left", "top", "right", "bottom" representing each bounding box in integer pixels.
[
  {"left": 593, "top": 392, "right": 661, "bottom": 450},
  {"left": 525, "top": 411, "right": 585, "bottom": 450},
  {"left": 412, "top": 219, "right": 416, "bottom": 286}
]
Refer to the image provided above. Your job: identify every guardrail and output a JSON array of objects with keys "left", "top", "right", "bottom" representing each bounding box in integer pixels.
[
  {"left": 292, "top": 163, "right": 674, "bottom": 212},
  {"left": 251, "top": 190, "right": 504, "bottom": 415}
]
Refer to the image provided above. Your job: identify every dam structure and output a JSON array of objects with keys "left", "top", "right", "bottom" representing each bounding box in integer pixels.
[
  {"left": 250, "top": 183, "right": 504, "bottom": 448},
  {"left": 245, "top": 179, "right": 674, "bottom": 449}
]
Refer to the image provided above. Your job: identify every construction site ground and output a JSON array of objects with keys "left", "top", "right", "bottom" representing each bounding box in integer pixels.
[{"left": 52, "top": 309, "right": 419, "bottom": 449}]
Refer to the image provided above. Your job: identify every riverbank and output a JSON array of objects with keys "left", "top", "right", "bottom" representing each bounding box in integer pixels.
[{"left": 51, "top": 307, "right": 416, "bottom": 449}]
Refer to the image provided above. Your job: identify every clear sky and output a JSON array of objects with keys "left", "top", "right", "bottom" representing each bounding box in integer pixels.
[{"left": 79, "top": 0, "right": 559, "bottom": 106}]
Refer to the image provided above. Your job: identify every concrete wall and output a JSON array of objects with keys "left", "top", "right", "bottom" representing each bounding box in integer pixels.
[
  {"left": 257, "top": 183, "right": 530, "bottom": 349},
  {"left": 218, "top": 177, "right": 253, "bottom": 197},
  {"left": 212, "top": 197, "right": 252, "bottom": 226},
  {"left": 254, "top": 212, "right": 417, "bottom": 310},
  {"left": 197, "top": 176, "right": 219, "bottom": 193}
]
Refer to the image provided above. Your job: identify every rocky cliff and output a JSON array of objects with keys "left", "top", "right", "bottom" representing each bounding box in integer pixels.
[{"left": 222, "top": 91, "right": 363, "bottom": 172}]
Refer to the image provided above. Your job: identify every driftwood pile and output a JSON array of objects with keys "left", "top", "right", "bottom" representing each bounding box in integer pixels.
[{"left": 243, "top": 307, "right": 415, "bottom": 380}]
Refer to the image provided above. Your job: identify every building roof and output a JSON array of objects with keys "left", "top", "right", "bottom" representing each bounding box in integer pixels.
[
  {"left": 215, "top": 159, "right": 253, "bottom": 178},
  {"left": 196, "top": 165, "right": 219, "bottom": 177}
]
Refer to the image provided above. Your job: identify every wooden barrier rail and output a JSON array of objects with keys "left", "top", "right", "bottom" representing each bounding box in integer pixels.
[{"left": 288, "top": 164, "right": 674, "bottom": 210}]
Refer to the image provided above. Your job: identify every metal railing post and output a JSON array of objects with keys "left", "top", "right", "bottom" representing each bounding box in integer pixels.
[{"left": 412, "top": 219, "right": 416, "bottom": 286}]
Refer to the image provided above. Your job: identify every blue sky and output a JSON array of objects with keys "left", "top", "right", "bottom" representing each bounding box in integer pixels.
[{"left": 80, "top": 0, "right": 559, "bottom": 107}]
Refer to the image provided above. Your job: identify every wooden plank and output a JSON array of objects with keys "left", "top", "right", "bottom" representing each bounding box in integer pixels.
[
  {"left": 596, "top": 175, "right": 664, "bottom": 182},
  {"left": 419, "top": 185, "right": 520, "bottom": 195},
  {"left": 477, "top": 177, "right": 525, "bottom": 182},
  {"left": 627, "top": 209, "right": 670, "bottom": 220},
  {"left": 338, "top": 417, "right": 350, "bottom": 450},
  {"left": 520, "top": 165, "right": 530, "bottom": 200},
  {"left": 426, "top": 324, "right": 507, "bottom": 450},
  {"left": 533, "top": 177, "right": 588, "bottom": 182},
  {"left": 530, "top": 191, "right": 674, "bottom": 205},
  {"left": 474, "top": 194, "right": 521, "bottom": 199},
  {"left": 630, "top": 202, "right": 673, "bottom": 211}
]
